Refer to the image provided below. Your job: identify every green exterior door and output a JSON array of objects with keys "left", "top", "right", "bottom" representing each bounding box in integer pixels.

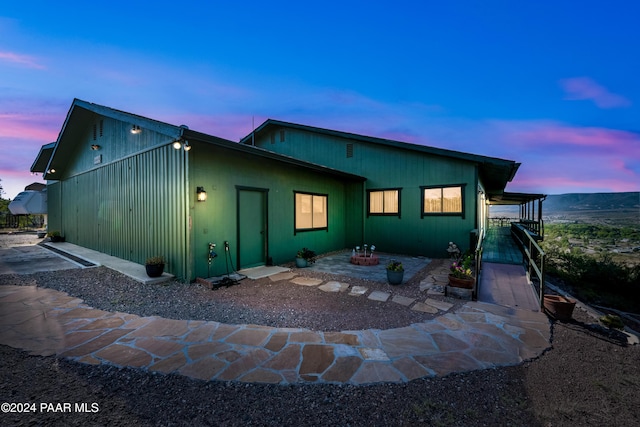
[{"left": 237, "top": 188, "right": 267, "bottom": 269}]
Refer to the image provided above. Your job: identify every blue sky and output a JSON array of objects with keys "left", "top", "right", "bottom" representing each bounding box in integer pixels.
[{"left": 1, "top": 1, "right": 639, "bottom": 199}]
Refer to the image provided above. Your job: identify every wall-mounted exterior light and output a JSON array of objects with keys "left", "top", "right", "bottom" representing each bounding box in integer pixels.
[
  {"left": 172, "top": 139, "right": 192, "bottom": 151},
  {"left": 48, "top": 168, "right": 56, "bottom": 174},
  {"left": 197, "top": 187, "right": 207, "bottom": 202},
  {"left": 131, "top": 125, "right": 141, "bottom": 134},
  {"left": 91, "top": 144, "right": 101, "bottom": 150}
]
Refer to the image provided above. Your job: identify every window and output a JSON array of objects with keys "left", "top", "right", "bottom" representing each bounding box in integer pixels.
[
  {"left": 421, "top": 185, "right": 465, "bottom": 217},
  {"left": 295, "top": 192, "right": 328, "bottom": 232},
  {"left": 368, "top": 189, "right": 401, "bottom": 217}
]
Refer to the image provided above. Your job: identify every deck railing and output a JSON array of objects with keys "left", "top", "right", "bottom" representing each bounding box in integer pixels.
[
  {"left": 473, "top": 228, "right": 484, "bottom": 301},
  {"left": 511, "top": 223, "right": 546, "bottom": 308}
]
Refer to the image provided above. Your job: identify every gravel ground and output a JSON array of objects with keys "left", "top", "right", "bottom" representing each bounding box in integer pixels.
[{"left": 1, "top": 233, "right": 639, "bottom": 426}]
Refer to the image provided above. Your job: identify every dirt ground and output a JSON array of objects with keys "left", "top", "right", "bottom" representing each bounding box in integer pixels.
[{"left": 1, "top": 232, "right": 639, "bottom": 426}]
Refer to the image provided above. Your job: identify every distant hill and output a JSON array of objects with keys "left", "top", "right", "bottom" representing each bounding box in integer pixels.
[
  {"left": 544, "top": 192, "right": 639, "bottom": 213},
  {"left": 489, "top": 192, "right": 639, "bottom": 226}
]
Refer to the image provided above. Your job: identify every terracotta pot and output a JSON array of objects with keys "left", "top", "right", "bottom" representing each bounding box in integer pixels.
[
  {"left": 448, "top": 274, "right": 475, "bottom": 289},
  {"left": 543, "top": 295, "right": 576, "bottom": 321}
]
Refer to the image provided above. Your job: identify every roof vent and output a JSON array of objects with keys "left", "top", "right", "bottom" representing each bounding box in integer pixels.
[{"left": 346, "top": 143, "right": 354, "bottom": 158}]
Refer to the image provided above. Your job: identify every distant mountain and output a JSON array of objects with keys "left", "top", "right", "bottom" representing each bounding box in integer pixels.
[{"left": 544, "top": 192, "right": 640, "bottom": 213}]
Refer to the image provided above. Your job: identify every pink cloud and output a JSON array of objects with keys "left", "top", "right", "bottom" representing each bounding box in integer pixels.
[
  {"left": 510, "top": 172, "right": 637, "bottom": 194},
  {"left": 0, "top": 51, "right": 45, "bottom": 69},
  {"left": 506, "top": 123, "right": 640, "bottom": 163},
  {"left": 560, "top": 77, "right": 631, "bottom": 109},
  {"left": 0, "top": 113, "right": 59, "bottom": 141}
]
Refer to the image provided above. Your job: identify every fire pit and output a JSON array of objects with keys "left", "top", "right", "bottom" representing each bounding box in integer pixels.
[
  {"left": 349, "top": 245, "right": 379, "bottom": 266},
  {"left": 350, "top": 254, "right": 379, "bottom": 266}
]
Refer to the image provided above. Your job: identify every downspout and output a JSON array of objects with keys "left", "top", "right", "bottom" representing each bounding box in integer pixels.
[{"left": 180, "top": 126, "right": 193, "bottom": 282}]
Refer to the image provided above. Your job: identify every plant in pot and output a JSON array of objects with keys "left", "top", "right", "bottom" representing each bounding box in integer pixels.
[
  {"left": 46, "top": 231, "right": 64, "bottom": 243},
  {"left": 386, "top": 260, "right": 404, "bottom": 285},
  {"left": 145, "top": 256, "right": 165, "bottom": 278},
  {"left": 295, "top": 248, "right": 316, "bottom": 268},
  {"left": 448, "top": 253, "right": 475, "bottom": 289}
]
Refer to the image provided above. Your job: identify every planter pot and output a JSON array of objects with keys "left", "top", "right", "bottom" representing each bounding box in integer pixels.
[
  {"left": 37, "top": 231, "right": 47, "bottom": 238},
  {"left": 448, "top": 274, "right": 475, "bottom": 289},
  {"left": 543, "top": 295, "right": 576, "bottom": 321},
  {"left": 387, "top": 270, "right": 404, "bottom": 285},
  {"left": 295, "top": 257, "right": 308, "bottom": 268},
  {"left": 50, "top": 236, "right": 65, "bottom": 243},
  {"left": 145, "top": 264, "right": 165, "bottom": 278}
]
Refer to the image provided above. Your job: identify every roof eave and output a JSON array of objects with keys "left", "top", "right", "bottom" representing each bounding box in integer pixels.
[
  {"left": 187, "top": 129, "right": 366, "bottom": 182},
  {"left": 30, "top": 142, "right": 56, "bottom": 173}
]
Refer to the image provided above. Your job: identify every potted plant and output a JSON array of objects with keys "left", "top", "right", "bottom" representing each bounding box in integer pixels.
[
  {"left": 145, "top": 256, "right": 165, "bottom": 278},
  {"left": 449, "top": 254, "right": 475, "bottom": 288},
  {"left": 295, "top": 248, "right": 316, "bottom": 268},
  {"left": 386, "top": 260, "right": 404, "bottom": 285},
  {"left": 543, "top": 294, "right": 576, "bottom": 321},
  {"left": 46, "top": 231, "right": 64, "bottom": 243}
]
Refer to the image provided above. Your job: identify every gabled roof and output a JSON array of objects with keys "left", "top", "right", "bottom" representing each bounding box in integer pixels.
[
  {"left": 31, "top": 99, "right": 366, "bottom": 183},
  {"left": 241, "top": 119, "right": 521, "bottom": 195},
  {"left": 183, "top": 128, "right": 365, "bottom": 181},
  {"left": 30, "top": 142, "right": 56, "bottom": 174},
  {"left": 31, "top": 99, "right": 183, "bottom": 179}
]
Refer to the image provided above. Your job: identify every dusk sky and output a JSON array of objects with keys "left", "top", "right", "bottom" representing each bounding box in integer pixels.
[{"left": 1, "top": 1, "right": 639, "bottom": 199}]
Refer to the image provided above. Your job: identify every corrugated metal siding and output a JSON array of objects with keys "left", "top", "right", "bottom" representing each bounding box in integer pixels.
[
  {"left": 53, "top": 145, "right": 189, "bottom": 279},
  {"left": 252, "top": 129, "right": 480, "bottom": 256},
  {"left": 189, "top": 143, "right": 362, "bottom": 279},
  {"left": 46, "top": 182, "right": 62, "bottom": 232}
]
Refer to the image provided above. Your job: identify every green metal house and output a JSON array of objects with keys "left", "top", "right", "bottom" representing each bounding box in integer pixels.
[
  {"left": 241, "top": 120, "right": 522, "bottom": 258},
  {"left": 31, "top": 99, "right": 365, "bottom": 281},
  {"left": 31, "top": 99, "right": 531, "bottom": 282}
]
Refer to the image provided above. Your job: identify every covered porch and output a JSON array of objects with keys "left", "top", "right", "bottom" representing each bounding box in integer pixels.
[{"left": 475, "top": 192, "right": 548, "bottom": 311}]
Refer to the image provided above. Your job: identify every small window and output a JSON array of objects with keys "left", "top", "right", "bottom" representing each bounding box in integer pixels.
[
  {"left": 368, "top": 189, "right": 401, "bottom": 217},
  {"left": 295, "top": 192, "right": 328, "bottom": 232},
  {"left": 421, "top": 185, "right": 465, "bottom": 217}
]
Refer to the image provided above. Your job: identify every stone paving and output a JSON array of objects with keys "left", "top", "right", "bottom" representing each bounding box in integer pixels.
[
  {"left": 0, "top": 266, "right": 552, "bottom": 384},
  {"left": 307, "top": 250, "right": 429, "bottom": 283}
]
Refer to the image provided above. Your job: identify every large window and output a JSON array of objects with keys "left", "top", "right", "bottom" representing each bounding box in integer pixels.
[
  {"left": 367, "top": 188, "right": 401, "bottom": 217},
  {"left": 295, "top": 192, "right": 328, "bottom": 232},
  {"left": 421, "top": 185, "right": 465, "bottom": 217}
]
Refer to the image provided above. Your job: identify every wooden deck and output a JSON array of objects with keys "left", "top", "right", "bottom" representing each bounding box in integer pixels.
[
  {"left": 481, "top": 226, "right": 523, "bottom": 264},
  {"left": 478, "top": 226, "right": 541, "bottom": 311}
]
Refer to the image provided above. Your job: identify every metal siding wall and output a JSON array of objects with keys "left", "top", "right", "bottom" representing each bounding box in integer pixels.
[
  {"left": 46, "top": 182, "right": 62, "bottom": 232},
  {"left": 253, "top": 130, "right": 479, "bottom": 257},
  {"left": 55, "top": 145, "right": 189, "bottom": 279},
  {"left": 189, "top": 145, "right": 360, "bottom": 279}
]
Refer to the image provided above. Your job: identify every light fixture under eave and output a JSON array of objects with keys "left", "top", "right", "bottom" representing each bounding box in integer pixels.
[
  {"left": 91, "top": 144, "right": 101, "bottom": 150},
  {"left": 172, "top": 140, "right": 182, "bottom": 149},
  {"left": 48, "top": 168, "right": 56, "bottom": 174},
  {"left": 131, "top": 124, "right": 142, "bottom": 134},
  {"left": 196, "top": 186, "right": 207, "bottom": 202},
  {"left": 183, "top": 141, "right": 191, "bottom": 151}
]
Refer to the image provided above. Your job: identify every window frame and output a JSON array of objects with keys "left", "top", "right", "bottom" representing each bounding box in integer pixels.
[
  {"left": 420, "top": 184, "right": 466, "bottom": 218},
  {"left": 294, "top": 191, "right": 329, "bottom": 234},
  {"left": 367, "top": 188, "right": 402, "bottom": 218}
]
